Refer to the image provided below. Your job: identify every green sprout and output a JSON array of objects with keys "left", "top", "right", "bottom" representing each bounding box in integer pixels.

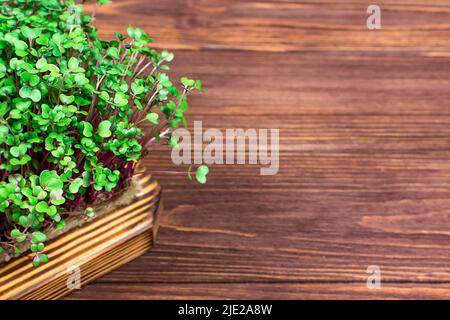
[{"left": 0, "top": 0, "right": 206, "bottom": 266}]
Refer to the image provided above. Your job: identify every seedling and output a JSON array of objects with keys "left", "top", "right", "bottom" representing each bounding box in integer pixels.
[{"left": 0, "top": 0, "right": 207, "bottom": 265}]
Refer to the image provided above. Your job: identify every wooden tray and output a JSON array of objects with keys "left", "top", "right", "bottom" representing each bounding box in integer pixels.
[{"left": 0, "top": 171, "right": 162, "bottom": 300}]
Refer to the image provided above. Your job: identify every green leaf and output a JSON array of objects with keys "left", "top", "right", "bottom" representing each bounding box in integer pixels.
[
  {"left": 68, "top": 57, "right": 79, "bottom": 70},
  {"left": 97, "top": 0, "right": 112, "bottom": 5},
  {"left": 21, "top": 26, "right": 41, "bottom": 40},
  {"left": 9, "top": 109, "right": 21, "bottom": 119},
  {"left": 30, "top": 243, "right": 38, "bottom": 252},
  {"left": 134, "top": 99, "right": 143, "bottom": 110},
  {"left": 35, "top": 201, "right": 49, "bottom": 213},
  {"left": 197, "top": 165, "right": 209, "bottom": 176},
  {"left": 16, "top": 100, "right": 32, "bottom": 111},
  {"left": 30, "top": 89, "right": 41, "bottom": 102},
  {"left": 22, "top": 73, "right": 40, "bottom": 86},
  {"left": 131, "top": 82, "right": 145, "bottom": 95},
  {"left": 196, "top": 175, "right": 207, "bottom": 184},
  {"left": 10, "top": 146, "right": 20, "bottom": 157},
  {"left": 113, "top": 92, "right": 128, "bottom": 107},
  {"left": 36, "top": 34, "right": 49, "bottom": 46},
  {"left": 50, "top": 189, "right": 65, "bottom": 205},
  {"left": 181, "top": 77, "right": 195, "bottom": 87},
  {"left": 20, "top": 86, "right": 41, "bottom": 102},
  {"left": 10, "top": 229, "right": 21, "bottom": 238},
  {"left": 31, "top": 231, "right": 46, "bottom": 243},
  {"left": 19, "top": 215, "right": 28, "bottom": 228},
  {"left": 0, "top": 124, "right": 7, "bottom": 134},
  {"left": 11, "top": 144, "right": 27, "bottom": 157},
  {"left": 168, "top": 136, "right": 179, "bottom": 148},
  {"left": 115, "top": 32, "right": 125, "bottom": 40},
  {"left": 195, "top": 80, "right": 202, "bottom": 90},
  {"left": 14, "top": 40, "right": 28, "bottom": 51},
  {"left": 19, "top": 86, "right": 32, "bottom": 99},
  {"left": 146, "top": 113, "right": 159, "bottom": 125},
  {"left": 82, "top": 122, "right": 93, "bottom": 137},
  {"left": 60, "top": 94, "right": 75, "bottom": 104},
  {"left": 40, "top": 254, "right": 49, "bottom": 263},
  {"left": 15, "top": 49, "right": 27, "bottom": 57},
  {"left": 39, "top": 170, "right": 63, "bottom": 191},
  {"left": 127, "top": 26, "right": 136, "bottom": 38},
  {"left": 98, "top": 120, "right": 112, "bottom": 138},
  {"left": 57, "top": 220, "right": 67, "bottom": 230},
  {"left": 107, "top": 47, "right": 120, "bottom": 60},
  {"left": 99, "top": 91, "right": 110, "bottom": 101},
  {"left": 161, "top": 50, "right": 174, "bottom": 62},
  {"left": 47, "top": 205, "right": 57, "bottom": 217},
  {"left": 69, "top": 178, "right": 83, "bottom": 193},
  {"left": 36, "top": 58, "right": 48, "bottom": 70},
  {"left": 195, "top": 165, "right": 209, "bottom": 184}
]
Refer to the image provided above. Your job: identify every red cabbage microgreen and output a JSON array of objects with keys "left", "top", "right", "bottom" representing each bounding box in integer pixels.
[{"left": 0, "top": 0, "right": 207, "bottom": 265}]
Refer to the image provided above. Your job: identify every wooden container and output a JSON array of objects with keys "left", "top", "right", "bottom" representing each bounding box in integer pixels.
[{"left": 0, "top": 169, "right": 162, "bottom": 300}]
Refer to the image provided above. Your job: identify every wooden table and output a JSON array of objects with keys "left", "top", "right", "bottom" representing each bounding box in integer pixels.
[{"left": 68, "top": 0, "right": 450, "bottom": 299}]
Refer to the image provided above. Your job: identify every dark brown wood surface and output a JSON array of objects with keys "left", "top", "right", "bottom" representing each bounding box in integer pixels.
[{"left": 68, "top": 0, "right": 450, "bottom": 299}]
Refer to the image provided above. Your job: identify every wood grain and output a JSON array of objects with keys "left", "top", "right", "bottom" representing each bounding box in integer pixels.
[
  {"left": 69, "top": 0, "right": 450, "bottom": 299},
  {"left": 0, "top": 171, "right": 162, "bottom": 300},
  {"left": 65, "top": 283, "right": 450, "bottom": 300}
]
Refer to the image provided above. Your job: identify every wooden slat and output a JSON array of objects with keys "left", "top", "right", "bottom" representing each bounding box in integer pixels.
[{"left": 0, "top": 172, "right": 162, "bottom": 300}]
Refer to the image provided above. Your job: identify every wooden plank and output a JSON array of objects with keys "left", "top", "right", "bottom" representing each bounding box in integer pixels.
[
  {"left": 90, "top": 0, "right": 450, "bottom": 54},
  {"left": 0, "top": 172, "right": 162, "bottom": 300},
  {"left": 85, "top": 49, "right": 450, "bottom": 285},
  {"left": 65, "top": 0, "right": 450, "bottom": 299},
  {"left": 137, "top": 50, "right": 450, "bottom": 116},
  {"left": 66, "top": 282, "right": 450, "bottom": 300}
]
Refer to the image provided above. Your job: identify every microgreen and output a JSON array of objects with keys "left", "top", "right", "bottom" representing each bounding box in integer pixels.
[
  {"left": 0, "top": 0, "right": 207, "bottom": 266},
  {"left": 195, "top": 166, "right": 209, "bottom": 184}
]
